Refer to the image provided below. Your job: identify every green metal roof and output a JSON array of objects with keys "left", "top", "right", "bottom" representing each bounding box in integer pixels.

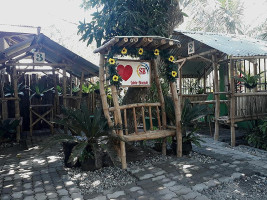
[{"left": 173, "top": 30, "right": 267, "bottom": 58}]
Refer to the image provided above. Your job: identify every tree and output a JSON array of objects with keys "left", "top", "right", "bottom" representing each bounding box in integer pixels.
[
  {"left": 78, "top": 0, "right": 184, "bottom": 47},
  {"left": 180, "top": 0, "right": 245, "bottom": 34}
]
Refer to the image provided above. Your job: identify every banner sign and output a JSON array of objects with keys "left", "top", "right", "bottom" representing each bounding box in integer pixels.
[
  {"left": 34, "top": 52, "right": 45, "bottom": 63},
  {"left": 116, "top": 60, "right": 151, "bottom": 87}
]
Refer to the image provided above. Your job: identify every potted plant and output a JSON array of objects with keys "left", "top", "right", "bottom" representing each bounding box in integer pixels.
[
  {"left": 165, "top": 96, "right": 210, "bottom": 155},
  {"left": 41, "top": 103, "right": 118, "bottom": 170},
  {"left": 234, "top": 69, "right": 265, "bottom": 90},
  {"left": 29, "top": 83, "right": 54, "bottom": 103},
  {"left": 4, "top": 82, "right": 26, "bottom": 97},
  {"left": 0, "top": 118, "right": 20, "bottom": 143}
]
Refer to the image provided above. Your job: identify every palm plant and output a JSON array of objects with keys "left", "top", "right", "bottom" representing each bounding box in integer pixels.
[
  {"left": 4, "top": 82, "right": 26, "bottom": 97},
  {"left": 29, "top": 83, "right": 54, "bottom": 100},
  {"left": 165, "top": 96, "right": 211, "bottom": 146},
  {"left": 0, "top": 118, "right": 20, "bottom": 142},
  {"left": 43, "top": 103, "right": 110, "bottom": 169},
  {"left": 234, "top": 69, "right": 265, "bottom": 89}
]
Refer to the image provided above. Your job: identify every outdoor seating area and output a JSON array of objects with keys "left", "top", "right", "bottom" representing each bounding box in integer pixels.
[{"left": 1, "top": 1, "right": 267, "bottom": 199}]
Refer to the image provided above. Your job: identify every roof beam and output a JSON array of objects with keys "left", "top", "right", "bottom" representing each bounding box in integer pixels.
[{"left": 175, "top": 49, "right": 218, "bottom": 63}]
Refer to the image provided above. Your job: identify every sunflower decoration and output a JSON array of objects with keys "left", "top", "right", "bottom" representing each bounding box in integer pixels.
[
  {"left": 138, "top": 48, "right": 144, "bottom": 55},
  {"left": 171, "top": 71, "right": 177, "bottom": 78},
  {"left": 169, "top": 56, "right": 175, "bottom": 62},
  {"left": 154, "top": 49, "right": 160, "bottom": 56},
  {"left": 109, "top": 58, "right": 115, "bottom": 65},
  {"left": 121, "top": 47, "right": 127, "bottom": 55},
  {"left": 113, "top": 75, "right": 119, "bottom": 82}
]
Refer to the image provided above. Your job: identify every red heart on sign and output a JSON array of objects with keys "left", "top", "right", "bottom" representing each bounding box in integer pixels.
[{"left": 117, "top": 65, "right": 133, "bottom": 81}]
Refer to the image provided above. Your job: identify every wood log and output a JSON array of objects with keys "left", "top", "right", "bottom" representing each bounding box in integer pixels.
[
  {"left": 12, "top": 67, "right": 21, "bottom": 142},
  {"left": 116, "top": 38, "right": 129, "bottom": 47},
  {"left": 99, "top": 54, "right": 113, "bottom": 128},
  {"left": 133, "top": 107, "right": 138, "bottom": 134},
  {"left": 110, "top": 85, "right": 127, "bottom": 169},
  {"left": 149, "top": 106, "right": 153, "bottom": 131},
  {"left": 109, "top": 102, "right": 161, "bottom": 111},
  {"left": 152, "top": 58, "right": 166, "bottom": 128},
  {"left": 229, "top": 58, "right": 236, "bottom": 147},
  {"left": 136, "top": 38, "right": 148, "bottom": 48},
  {"left": 93, "top": 37, "right": 120, "bottom": 53},
  {"left": 123, "top": 130, "right": 175, "bottom": 141},
  {"left": 141, "top": 107, "right": 146, "bottom": 132},
  {"left": 170, "top": 82, "right": 182, "bottom": 157},
  {"left": 124, "top": 109, "right": 128, "bottom": 135},
  {"left": 213, "top": 55, "right": 220, "bottom": 141}
]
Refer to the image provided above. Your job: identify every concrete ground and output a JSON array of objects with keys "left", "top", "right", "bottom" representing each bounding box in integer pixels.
[{"left": 1, "top": 135, "right": 267, "bottom": 200}]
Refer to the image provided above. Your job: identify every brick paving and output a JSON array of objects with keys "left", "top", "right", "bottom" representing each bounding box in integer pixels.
[{"left": 1, "top": 134, "right": 267, "bottom": 200}]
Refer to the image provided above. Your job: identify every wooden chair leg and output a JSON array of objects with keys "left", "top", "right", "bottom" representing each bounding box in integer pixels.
[
  {"left": 120, "top": 141, "right": 127, "bottom": 169},
  {"left": 162, "top": 138, "right": 167, "bottom": 155}
]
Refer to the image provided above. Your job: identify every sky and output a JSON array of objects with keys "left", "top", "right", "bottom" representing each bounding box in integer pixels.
[{"left": 0, "top": 0, "right": 266, "bottom": 65}]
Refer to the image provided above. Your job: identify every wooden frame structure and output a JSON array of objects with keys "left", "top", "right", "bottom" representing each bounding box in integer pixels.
[
  {"left": 94, "top": 36, "right": 183, "bottom": 169},
  {"left": 0, "top": 31, "right": 99, "bottom": 142},
  {"left": 172, "top": 30, "right": 267, "bottom": 147}
]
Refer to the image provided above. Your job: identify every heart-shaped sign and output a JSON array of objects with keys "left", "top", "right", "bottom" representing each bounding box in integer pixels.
[{"left": 117, "top": 65, "right": 133, "bottom": 81}]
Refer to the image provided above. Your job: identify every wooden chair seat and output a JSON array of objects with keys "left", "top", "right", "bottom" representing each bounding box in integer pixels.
[{"left": 123, "top": 129, "right": 175, "bottom": 142}]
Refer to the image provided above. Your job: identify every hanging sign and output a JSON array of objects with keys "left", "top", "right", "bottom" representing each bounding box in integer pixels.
[
  {"left": 34, "top": 52, "right": 45, "bottom": 63},
  {"left": 116, "top": 60, "right": 151, "bottom": 87},
  {"left": 188, "top": 41, "right": 195, "bottom": 54}
]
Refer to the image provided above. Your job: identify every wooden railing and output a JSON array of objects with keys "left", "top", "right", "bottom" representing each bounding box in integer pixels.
[
  {"left": 234, "top": 92, "right": 267, "bottom": 121},
  {"left": 109, "top": 102, "right": 162, "bottom": 135}
]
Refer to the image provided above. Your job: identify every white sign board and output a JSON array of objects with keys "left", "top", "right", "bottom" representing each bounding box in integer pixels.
[
  {"left": 34, "top": 52, "right": 45, "bottom": 63},
  {"left": 116, "top": 60, "right": 151, "bottom": 87},
  {"left": 188, "top": 41, "right": 195, "bottom": 54}
]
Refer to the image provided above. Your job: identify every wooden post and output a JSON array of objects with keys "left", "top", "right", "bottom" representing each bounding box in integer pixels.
[
  {"left": 170, "top": 81, "right": 182, "bottom": 157},
  {"left": 70, "top": 72, "right": 73, "bottom": 97},
  {"left": 53, "top": 69, "right": 60, "bottom": 114},
  {"left": 99, "top": 54, "right": 113, "bottom": 127},
  {"left": 213, "top": 55, "right": 220, "bottom": 141},
  {"left": 152, "top": 58, "right": 167, "bottom": 155},
  {"left": 77, "top": 72, "right": 84, "bottom": 108},
  {"left": 229, "top": 58, "right": 236, "bottom": 146},
  {"left": 111, "top": 85, "right": 127, "bottom": 169},
  {"left": 63, "top": 68, "right": 67, "bottom": 107},
  {"left": 0, "top": 73, "right": 8, "bottom": 119},
  {"left": 203, "top": 68, "right": 206, "bottom": 93},
  {"left": 12, "top": 66, "right": 21, "bottom": 142},
  {"left": 253, "top": 61, "right": 258, "bottom": 93}
]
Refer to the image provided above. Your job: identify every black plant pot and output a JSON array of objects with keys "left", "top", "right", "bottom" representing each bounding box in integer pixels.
[
  {"left": 62, "top": 142, "right": 81, "bottom": 168},
  {"left": 81, "top": 156, "right": 97, "bottom": 171},
  {"left": 171, "top": 141, "right": 192, "bottom": 155}
]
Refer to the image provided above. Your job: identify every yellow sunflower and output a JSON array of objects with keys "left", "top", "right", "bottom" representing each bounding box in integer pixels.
[
  {"left": 109, "top": 58, "right": 115, "bottom": 65},
  {"left": 138, "top": 48, "right": 144, "bottom": 55},
  {"left": 121, "top": 47, "right": 127, "bottom": 55},
  {"left": 169, "top": 56, "right": 175, "bottom": 62},
  {"left": 171, "top": 71, "right": 177, "bottom": 77},
  {"left": 154, "top": 49, "right": 159, "bottom": 56},
  {"left": 113, "top": 75, "right": 119, "bottom": 82}
]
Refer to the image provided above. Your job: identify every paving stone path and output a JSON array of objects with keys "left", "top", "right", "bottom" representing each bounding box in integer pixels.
[{"left": 1, "top": 134, "right": 267, "bottom": 200}]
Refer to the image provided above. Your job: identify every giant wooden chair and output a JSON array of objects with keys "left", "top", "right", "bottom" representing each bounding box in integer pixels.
[{"left": 94, "top": 36, "right": 183, "bottom": 169}]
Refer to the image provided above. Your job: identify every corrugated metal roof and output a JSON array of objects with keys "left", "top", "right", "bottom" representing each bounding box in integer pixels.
[
  {"left": 173, "top": 30, "right": 267, "bottom": 57},
  {"left": 0, "top": 32, "right": 99, "bottom": 78}
]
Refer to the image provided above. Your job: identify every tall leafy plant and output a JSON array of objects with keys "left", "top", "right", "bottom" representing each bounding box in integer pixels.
[
  {"left": 4, "top": 83, "right": 25, "bottom": 97},
  {"left": 234, "top": 69, "right": 265, "bottom": 89},
  {"left": 43, "top": 104, "right": 110, "bottom": 168},
  {"left": 29, "top": 83, "right": 54, "bottom": 100},
  {"left": 0, "top": 119, "right": 20, "bottom": 142}
]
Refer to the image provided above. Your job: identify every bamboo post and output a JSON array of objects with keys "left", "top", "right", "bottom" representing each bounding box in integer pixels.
[
  {"left": 152, "top": 58, "right": 167, "bottom": 155},
  {"left": 253, "top": 61, "right": 258, "bottom": 93},
  {"left": 12, "top": 66, "right": 21, "bottom": 142},
  {"left": 0, "top": 73, "right": 8, "bottom": 119},
  {"left": 77, "top": 72, "right": 84, "bottom": 108},
  {"left": 141, "top": 107, "right": 146, "bottom": 132},
  {"left": 30, "top": 107, "right": 33, "bottom": 137},
  {"left": 124, "top": 109, "right": 128, "bottom": 135},
  {"left": 110, "top": 85, "right": 127, "bottom": 169},
  {"left": 70, "top": 72, "right": 73, "bottom": 97},
  {"left": 133, "top": 107, "right": 138, "bottom": 133},
  {"left": 99, "top": 54, "right": 113, "bottom": 127},
  {"left": 156, "top": 106, "right": 162, "bottom": 130},
  {"left": 63, "top": 68, "right": 67, "bottom": 107},
  {"left": 213, "top": 55, "right": 220, "bottom": 141},
  {"left": 229, "top": 58, "right": 236, "bottom": 146},
  {"left": 148, "top": 106, "right": 153, "bottom": 131},
  {"left": 203, "top": 68, "right": 206, "bottom": 93},
  {"left": 52, "top": 69, "right": 60, "bottom": 114},
  {"left": 170, "top": 81, "right": 182, "bottom": 157}
]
